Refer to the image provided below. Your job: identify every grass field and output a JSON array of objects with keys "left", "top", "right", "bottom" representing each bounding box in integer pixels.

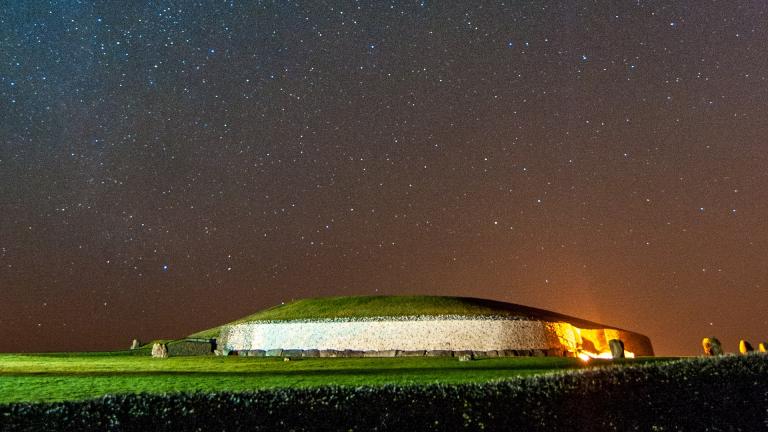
[{"left": 0, "top": 354, "right": 661, "bottom": 404}]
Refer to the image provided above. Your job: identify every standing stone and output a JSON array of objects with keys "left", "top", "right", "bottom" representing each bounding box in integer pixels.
[
  {"left": 702, "top": 337, "right": 723, "bottom": 356},
  {"left": 151, "top": 343, "right": 168, "bottom": 358},
  {"left": 759, "top": 342, "right": 767, "bottom": 353},
  {"left": 130, "top": 339, "right": 141, "bottom": 350},
  {"left": 739, "top": 340, "right": 754, "bottom": 354},
  {"left": 609, "top": 339, "right": 625, "bottom": 359}
]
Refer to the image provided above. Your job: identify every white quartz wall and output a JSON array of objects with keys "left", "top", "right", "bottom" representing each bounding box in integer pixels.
[{"left": 221, "top": 318, "right": 562, "bottom": 351}]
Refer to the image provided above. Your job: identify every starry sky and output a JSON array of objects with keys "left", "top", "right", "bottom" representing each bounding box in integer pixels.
[{"left": 2, "top": 1, "right": 767, "bottom": 355}]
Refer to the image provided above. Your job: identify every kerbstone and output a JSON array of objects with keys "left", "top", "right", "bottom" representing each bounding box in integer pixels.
[
  {"left": 425, "top": 350, "right": 452, "bottom": 357},
  {"left": 302, "top": 349, "right": 320, "bottom": 357},
  {"left": 282, "top": 349, "right": 304, "bottom": 357}
]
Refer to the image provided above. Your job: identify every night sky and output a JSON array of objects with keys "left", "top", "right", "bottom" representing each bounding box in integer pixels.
[{"left": 2, "top": 1, "right": 767, "bottom": 355}]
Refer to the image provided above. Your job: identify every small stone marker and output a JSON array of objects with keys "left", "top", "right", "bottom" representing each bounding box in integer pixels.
[
  {"left": 458, "top": 354, "right": 472, "bottom": 362},
  {"left": 608, "top": 339, "right": 625, "bottom": 359},
  {"left": 130, "top": 339, "right": 141, "bottom": 350},
  {"left": 739, "top": 340, "right": 754, "bottom": 354},
  {"left": 151, "top": 343, "right": 168, "bottom": 358}
]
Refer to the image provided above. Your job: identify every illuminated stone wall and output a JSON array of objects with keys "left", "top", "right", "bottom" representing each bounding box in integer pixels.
[{"left": 220, "top": 316, "right": 654, "bottom": 357}]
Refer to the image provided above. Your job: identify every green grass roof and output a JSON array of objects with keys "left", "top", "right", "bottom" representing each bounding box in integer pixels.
[{"left": 189, "top": 295, "right": 611, "bottom": 339}]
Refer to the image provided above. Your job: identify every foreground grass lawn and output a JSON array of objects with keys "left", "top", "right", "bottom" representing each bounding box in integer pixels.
[{"left": 0, "top": 354, "right": 663, "bottom": 404}]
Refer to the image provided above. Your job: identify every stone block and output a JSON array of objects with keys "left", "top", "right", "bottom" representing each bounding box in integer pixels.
[
  {"left": 318, "top": 350, "right": 341, "bottom": 357},
  {"left": 497, "top": 349, "right": 516, "bottom": 357},
  {"left": 130, "top": 339, "right": 141, "bottom": 350},
  {"left": 342, "top": 350, "right": 365, "bottom": 357},
  {"left": 452, "top": 350, "right": 473, "bottom": 358},
  {"left": 266, "top": 349, "right": 283, "bottom": 357},
  {"left": 759, "top": 342, "right": 767, "bottom": 353}
]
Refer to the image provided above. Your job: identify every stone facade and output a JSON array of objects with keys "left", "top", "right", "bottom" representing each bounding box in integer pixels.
[{"left": 219, "top": 316, "right": 653, "bottom": 357}]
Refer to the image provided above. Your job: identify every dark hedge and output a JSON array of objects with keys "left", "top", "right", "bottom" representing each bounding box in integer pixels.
[{"left": 2, "top": 355, "right": 766, "bottom": 431}]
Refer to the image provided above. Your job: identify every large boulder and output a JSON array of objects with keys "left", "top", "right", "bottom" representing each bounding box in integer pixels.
[
  {"left": 702, "top": 337, "right": 723, "bottom": 356},
  {"left": 151, "top": 343, "right": 168, "bottom": 358},
  {"left": 130, "top": 339, "right": 141, "bottom": 350},
  {"left": 609, "top": 339, "right": 625, "bottom": 359}
]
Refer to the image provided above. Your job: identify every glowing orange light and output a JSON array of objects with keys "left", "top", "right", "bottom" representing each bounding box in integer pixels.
[
  {"left": 577, "top": 350, "right": 635, "bottom": 361},
  {"left": 548, "top": 321, "right": 638, "bottom": 360}
]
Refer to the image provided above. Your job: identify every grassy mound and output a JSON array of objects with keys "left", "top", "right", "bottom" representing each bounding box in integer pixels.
[{"left": 189, "top": 295, "right": 609, "bottom": 339}]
